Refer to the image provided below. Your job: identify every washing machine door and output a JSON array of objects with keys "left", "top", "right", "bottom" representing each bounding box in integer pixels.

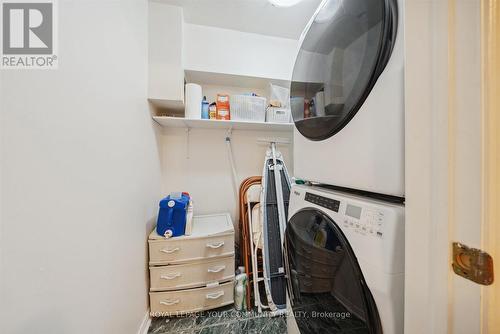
[
  {"left": 291, "top": 0, "right": 397, "bottom": 141},
  {"left": 286, "top": 209, "right": 381, "bottom": 334}
]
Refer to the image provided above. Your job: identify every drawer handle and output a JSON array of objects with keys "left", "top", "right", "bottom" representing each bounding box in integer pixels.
[
  {"left": 206, "top": 242, "right": 224, "bottom": 249},
  {"left": 206, "top": 291, "right": 224, "bottom": 300},
  {"left": 159, "top": 299, "right": 180, "bottom": 306},
  {"left": 160, "top": 272, "right": 181, "bottom": 280},
  {"left": 160, "top": 247, "right": 180, "bottom": 254},
  {"left": 207, "top": 265, "right": 226, "bottom": 273}
]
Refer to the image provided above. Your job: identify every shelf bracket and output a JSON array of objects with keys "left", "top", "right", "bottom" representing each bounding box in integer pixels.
[{"left": 226, "top": 128, "right": 233, "bottom": 140}]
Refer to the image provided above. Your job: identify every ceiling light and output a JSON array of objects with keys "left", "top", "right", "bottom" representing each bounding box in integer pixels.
[{"left": 268, "top": 0, "right": 305, "bottom": 7}]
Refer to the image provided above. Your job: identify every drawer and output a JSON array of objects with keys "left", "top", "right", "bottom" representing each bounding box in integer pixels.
[
  {"left": 150, "top": 256, "right": 235, "bottom": 291},
  {"left": 149, "top": 232, "right": 234, "bottom": 265},
  {"left": 150, "top": 281, "right": 234, "bottom": 316}
]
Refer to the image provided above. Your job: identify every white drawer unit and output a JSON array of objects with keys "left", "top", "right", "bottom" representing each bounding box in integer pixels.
[
  {"left": 150, "top": 256, "right": 235, "bottom": 291},
  {"left": 150, "top": 281, "right": 234, "bottom": 315},
  {"left": 148, "top": 213, "right": 235, "bottom": 315},
  {"left": 149, "top": 232, "right": 234, "bottom": 265}
]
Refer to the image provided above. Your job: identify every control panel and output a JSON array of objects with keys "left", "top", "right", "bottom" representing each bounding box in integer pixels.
[
  {"left": 342, "top": 204, "right": 385, "bottom": 238},
  {"left": 305, "top": 192, "right": 340, "bottom": 212}
]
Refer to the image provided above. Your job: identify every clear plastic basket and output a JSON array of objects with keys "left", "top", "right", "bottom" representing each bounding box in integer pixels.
[
  {"left": 266, "top": 107, "right": 291, "bottom": 123},
  {"left": 230, "top": 95, "right": 267, "bottom": 122}
]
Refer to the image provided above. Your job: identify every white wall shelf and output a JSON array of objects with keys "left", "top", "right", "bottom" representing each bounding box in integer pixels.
[
  {"left": 148, "top": 98, "right": 184, "bottom": 112},
  {"left": 184, "top": 69, "right": 290, "bottom": 91},
  {"left": 153, "top": 116, "right": 293, "bottom": 132}
]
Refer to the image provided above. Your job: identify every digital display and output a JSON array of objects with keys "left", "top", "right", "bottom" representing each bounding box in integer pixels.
[{"left": 346, "top": 204, "right": 362, "bottom": 219}]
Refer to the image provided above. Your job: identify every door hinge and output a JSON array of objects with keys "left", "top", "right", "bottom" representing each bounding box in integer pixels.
[{"left": 452, "top": 242, "right": 494, "bottom": 285}]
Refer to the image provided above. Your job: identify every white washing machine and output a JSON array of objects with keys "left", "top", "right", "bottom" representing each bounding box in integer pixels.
[
  {"left": 290, "top": 0, "right": 405, "bottom": 198},
  {"left": 285, "top": 184, "right": 404, "bottom": 334}
]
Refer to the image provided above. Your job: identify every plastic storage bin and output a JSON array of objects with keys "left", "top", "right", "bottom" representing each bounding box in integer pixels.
[
  {"left": 230, "top": 95, "right": 266, "bottom": 122},
  {"left": 266, "top": 107, "right": 291, "bottom": 123}
]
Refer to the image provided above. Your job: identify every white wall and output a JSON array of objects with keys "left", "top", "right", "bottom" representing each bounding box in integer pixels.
[
  {"left": 0, "top": 1, "right": 161, "bottom": 334},
  {"left": 173, "top": 21, "right": 297, "bottom": 236},
  {"left": 199, "top": 84, "right": 266, "bottom": 105},
  {"left": 0, "top": 46, "right": 4, "bottom": 334},
  {"left": 183, "top": 23, "right": 298, "bottom": 80},
  {"left": 160, "top": 127, "right": 293, "bottom": 236}
]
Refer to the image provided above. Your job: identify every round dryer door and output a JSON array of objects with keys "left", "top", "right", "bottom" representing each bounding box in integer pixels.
[
  {"left": 291, "top": 0, "right": 398, "bottom": 141},
  {"left": 286, "top": 209, "right": 381, "bottom": 333}
]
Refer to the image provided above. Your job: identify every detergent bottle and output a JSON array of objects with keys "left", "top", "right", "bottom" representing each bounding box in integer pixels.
[
  {"left": 156, "top": 192, "right": 191, "bottom": 238},
  {"left": 201, "top": 96, "right": 209, "bottom": 119},
  {"left": 234, "top": 273, "right": 247, "bottom": 311}
]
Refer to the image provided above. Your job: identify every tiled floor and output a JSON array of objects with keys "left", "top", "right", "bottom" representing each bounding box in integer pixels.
[
  {"left": 292, "top": 293, "right": 370, "bottom": 333},
  {"left": 148, "top": 306, "right": 287, "bottom": 334},
  {"left": 148, "top": 293, "right": 369, "bottom": 334}
]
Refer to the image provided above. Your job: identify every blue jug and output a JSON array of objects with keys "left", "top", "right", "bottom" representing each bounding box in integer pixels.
[{"left": 156, "top": 192, "right": 190, "bottom": 238}]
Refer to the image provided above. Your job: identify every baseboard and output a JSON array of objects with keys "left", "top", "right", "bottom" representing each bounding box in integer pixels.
[{"left": 137, "top": 309, "right": 151, "bottom": 334}]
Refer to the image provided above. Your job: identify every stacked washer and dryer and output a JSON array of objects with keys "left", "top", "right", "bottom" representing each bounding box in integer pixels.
[{"left": 285, "top": 0, "right": 405, "bottom": 333}]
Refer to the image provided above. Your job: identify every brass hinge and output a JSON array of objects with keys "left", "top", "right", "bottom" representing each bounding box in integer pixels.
[{"left": 452, "top": 242, "right": 494, "bottom": 285}]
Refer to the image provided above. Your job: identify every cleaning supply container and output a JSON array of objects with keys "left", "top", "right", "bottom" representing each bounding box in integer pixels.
[
  {"left": 230, "top": 95, "right": 266, "bottom": 122},
  {"left": 157, "top": 192, "right": 191, "bottom": 238},
  {"left": 234, "top": 273, "right": 247, "bottom": 311},
  {"left": 201, "top": 96, "right": 209, "bottom": 119}
]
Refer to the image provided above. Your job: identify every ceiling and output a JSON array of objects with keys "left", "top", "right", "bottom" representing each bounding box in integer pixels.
[{"left": 157, "top": 0, "right": 322, "bottom": 40}]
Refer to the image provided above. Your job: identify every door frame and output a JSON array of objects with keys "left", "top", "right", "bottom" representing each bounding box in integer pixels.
[
  {"left": 481, "top": 1, "right": 500, "bottom": 333},
  {"left": 405, "top": 0, "right": 499, "bottom": 333}
]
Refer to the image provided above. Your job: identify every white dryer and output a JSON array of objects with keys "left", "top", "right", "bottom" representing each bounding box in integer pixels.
[
  {"left": 291, "top": 0, "right": 404, "bottom": 198},
  {"left": 285, "top": 184, "right": 404, "bottom": 334}
]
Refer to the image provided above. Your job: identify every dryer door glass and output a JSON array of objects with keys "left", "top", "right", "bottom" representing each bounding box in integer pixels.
[
  {"left": 286, "top": 209, "right": 381, "bottom": 333},
  {"left": 290, "top": 0, "right": 397, "bottom": 141}
]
